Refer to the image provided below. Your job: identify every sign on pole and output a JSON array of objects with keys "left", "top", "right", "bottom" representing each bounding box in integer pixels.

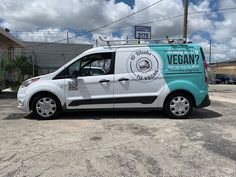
[{"left": 135, "top": 26, "right": 151, "bottom": 39}]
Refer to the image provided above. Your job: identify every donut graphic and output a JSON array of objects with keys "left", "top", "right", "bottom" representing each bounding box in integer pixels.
[{"left": 137, "top": 58, "right": 152, "bottom": 73}]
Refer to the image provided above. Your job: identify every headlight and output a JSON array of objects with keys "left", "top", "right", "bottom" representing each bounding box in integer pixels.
[{"left": 20, "top": 78, "right": 40, "bottom": 88}]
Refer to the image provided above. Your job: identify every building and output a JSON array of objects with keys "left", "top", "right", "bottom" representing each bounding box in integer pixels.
[
  {"left": 21, "top": 41, "right": 93, "bottom": 75},
  {"left": 209, "top": 60, "right": 236, "bottom": 77},
  {"left": 0, "top": 28, "right": 24, "bottom": 90},
  {"left": 0, "top": 28, "right": 24, "bottom": 59}
]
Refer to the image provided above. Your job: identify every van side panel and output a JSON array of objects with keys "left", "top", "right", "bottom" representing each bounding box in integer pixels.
[
  {"left": 149, "top": 44, "right": 208, "bottom": 106},
  {"left": 114, "top": 47, "right": 170, "bottom": 108}
]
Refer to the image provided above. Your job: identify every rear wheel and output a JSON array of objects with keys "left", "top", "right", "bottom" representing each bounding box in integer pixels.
[
  {"left": 164, "top": 92, "right": 193, "bottom": 118},
  {"left": 32, "top": 94, "right": 61, "bottom": 119}
]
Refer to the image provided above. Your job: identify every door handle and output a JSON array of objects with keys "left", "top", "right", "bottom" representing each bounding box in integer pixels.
[
  {"left": 99, "top": 79, "right": 110, "bottom": 83},
  {"left": 118, "top": 77, "right": 129, "bottom": 81}
]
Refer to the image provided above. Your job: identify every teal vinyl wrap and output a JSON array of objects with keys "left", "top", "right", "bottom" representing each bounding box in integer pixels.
[{"left": 149, "top": 44, "right": 208, "bottom": 106}]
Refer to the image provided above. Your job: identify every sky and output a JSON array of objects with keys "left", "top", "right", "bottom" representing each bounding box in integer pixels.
[{"left": 0, "top": 0, "right": 236, "bottom": 62}]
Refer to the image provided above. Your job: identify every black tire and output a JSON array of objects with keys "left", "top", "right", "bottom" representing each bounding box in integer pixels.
[
  {"left": 31, "top": 93, "right": 61, "bottom": 120},
  {"left": 164, "top": 92, "right": 193, "bottom": 119}
]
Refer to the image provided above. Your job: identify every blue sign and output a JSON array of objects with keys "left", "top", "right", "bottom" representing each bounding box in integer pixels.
[{"left": 135, "top": 26, "right": 151, "bottom": 39}]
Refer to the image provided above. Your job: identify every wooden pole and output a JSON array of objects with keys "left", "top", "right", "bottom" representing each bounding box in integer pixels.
[{"left": 183, "top": 0, "right": 189, "bottom": 43}]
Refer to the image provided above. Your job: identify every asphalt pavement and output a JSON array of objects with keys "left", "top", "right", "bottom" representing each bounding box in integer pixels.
[
  {"left": 0, "top": 85, "right": 235, "bottom": 177},
  {"left": 209, "top": 84, "right": 236, "bottom": 104}
]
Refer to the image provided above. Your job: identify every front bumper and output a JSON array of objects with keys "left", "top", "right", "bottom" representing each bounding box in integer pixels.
[
  {"left": 17, "top": 87, "right": 31, "bottom": 113},
  {"left": 196, "top": 94, "right": 211, "bottom": 108}
]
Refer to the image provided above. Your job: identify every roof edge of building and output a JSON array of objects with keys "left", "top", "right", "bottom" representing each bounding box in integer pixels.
[{"left": 0, "top": 28, "right": 24, "bottom": 48}]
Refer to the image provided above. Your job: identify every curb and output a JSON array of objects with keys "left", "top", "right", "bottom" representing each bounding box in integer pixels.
[
  {"left": 210, "top": 95, "right": 236, "bottom": 104},
  {"left": 0, "top": 92, "right": 17, "bottom": 99}
]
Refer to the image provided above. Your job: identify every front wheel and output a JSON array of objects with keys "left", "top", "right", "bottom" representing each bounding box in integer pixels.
[
  {"left": 164, "top": 93, "right": 193, "bottom": 118},
  {"left": 32, "top": 94, "right": 61, "bottom": 119}
]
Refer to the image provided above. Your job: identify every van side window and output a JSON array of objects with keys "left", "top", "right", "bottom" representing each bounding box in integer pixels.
[
  {"left": 78, "top": 53, "right": 114, "bottom": 77},
  {"left": 53, "top": 52, "right": 115, "bottom": 79},
  {"left": 68, "top": 59, "right": 81, "bottom": 77}
]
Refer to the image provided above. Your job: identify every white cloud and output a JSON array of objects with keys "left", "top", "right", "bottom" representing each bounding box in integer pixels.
[
  {"left": 0, "top": 0, "right": 236, "bottom": 62},
  {"left": 14, "top": 28, "right": 91, "bottom": 44},
  {"left": 0, "top": 0, "right": 132, "bottom": 30},
  {"left": 204, "top": 0, "right": 236, "bottom": 62}
]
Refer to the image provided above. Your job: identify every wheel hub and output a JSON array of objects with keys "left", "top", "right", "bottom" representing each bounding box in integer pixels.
[
  {"left": 170, "top": 96, "right": 190, "bottom": 116},
  {"left": 36, "top": 97, "right": 57, "bottom": 118}
]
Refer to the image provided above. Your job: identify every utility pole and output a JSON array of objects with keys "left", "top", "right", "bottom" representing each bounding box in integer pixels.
[
  {"left": 32, "top": 47, "right": 35, "bottom": 77},
  {"left": 183, "top": 0, "right": 189, "bottom": 43},
  {"left": 209, "top": 40, "right": 212, "bottom": 65},
  {"left": 67, "top": 31, "right": 69, "bottom": 44}
]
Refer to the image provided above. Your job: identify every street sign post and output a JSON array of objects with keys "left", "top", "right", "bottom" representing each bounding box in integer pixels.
[{"left": 135, "top": 26, "right": 151, "bottom": 39}]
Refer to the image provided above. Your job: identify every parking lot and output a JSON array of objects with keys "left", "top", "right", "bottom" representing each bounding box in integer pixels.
[{"left": 0, "top": 85, "right": 236, "bottom": 177}]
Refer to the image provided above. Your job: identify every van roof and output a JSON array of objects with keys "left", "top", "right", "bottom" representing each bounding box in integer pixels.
[{"left": 85, "top": 43, "right": 201, "bottom": 54}]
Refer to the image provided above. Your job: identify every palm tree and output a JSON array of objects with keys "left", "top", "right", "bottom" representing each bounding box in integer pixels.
[{"left": 5, "top": 55, "right": 33, "bottom": 83}]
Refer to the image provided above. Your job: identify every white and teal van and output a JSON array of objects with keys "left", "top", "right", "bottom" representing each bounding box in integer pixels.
[{"left": 17, "top": 39, "right": 210, "bottom": 119}]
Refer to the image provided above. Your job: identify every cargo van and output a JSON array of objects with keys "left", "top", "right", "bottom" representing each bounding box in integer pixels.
[{"left": 17, "top": 38, "right": 210, "bottom": 119}]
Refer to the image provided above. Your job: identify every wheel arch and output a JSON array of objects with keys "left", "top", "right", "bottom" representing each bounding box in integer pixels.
[
  {"left": 29, "top": 91, "right": 62, "bottom": 111},
  {"left": 164, "top": 89, "right": 196, "bottom": 108}
]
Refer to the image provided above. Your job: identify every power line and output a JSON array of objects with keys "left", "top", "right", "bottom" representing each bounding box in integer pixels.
[
  {"left": 23, "top": 0, "right": 164, "bottom": 48},
  {"left": 10, "top": 5, "right": 236, "bottom": 53},
  {"left": 59, "top": 6, "right": 236, "bottom": 53},
  {"left": 142, "top": 6, "right": 236, "bottom": 26},
  {"left": 189, "top": 6, "right": 236, "bottom": 15},
  {"left": 88, "top": 0, "right": 163, "bottom": 32},
  {"left": 19, "top": 5, "right": 235, "bottom": 40},
  {"left": 98, "top": 6, "right": 236, "bottom": 31},
  {"left": 12, "top": 5, "right": 236, "bottom": 46},
  {"left": 12, "top": 1, "right": 164, "bottom": 35},
  {"left": 12, "top": 6, "right": 236, "bottom": 36}
]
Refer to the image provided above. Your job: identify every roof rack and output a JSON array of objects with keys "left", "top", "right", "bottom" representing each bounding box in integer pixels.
[{"left": 97, "top": 36, "right": 186, "bottom": 46}]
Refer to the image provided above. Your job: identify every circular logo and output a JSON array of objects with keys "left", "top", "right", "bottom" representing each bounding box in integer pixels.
[
  {"left": 136, "top": 58, "right": 152, "bottom": 73},
  {"left": 127, "top": 49, "right": 161, "bottom": 82}
]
